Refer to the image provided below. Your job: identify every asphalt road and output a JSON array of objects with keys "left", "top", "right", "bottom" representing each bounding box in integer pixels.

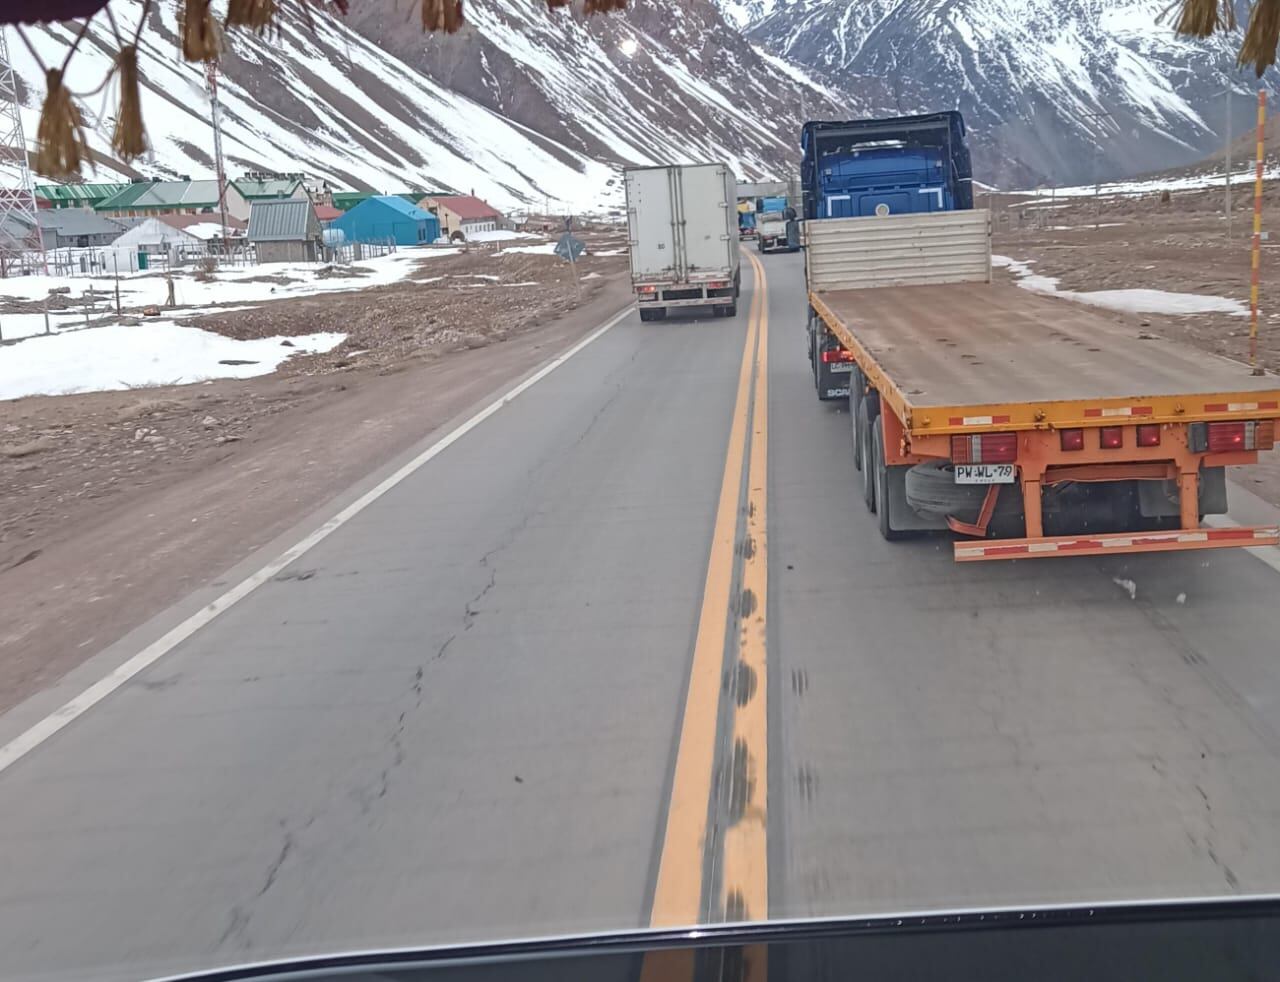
[{"left": 6, "top": 253, "right": 1280, "bottom": 980}]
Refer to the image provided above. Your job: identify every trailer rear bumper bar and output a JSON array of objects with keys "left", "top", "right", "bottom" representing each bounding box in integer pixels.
[{"left": 954, "top": 524, "right": 1280, "bottom": 562}]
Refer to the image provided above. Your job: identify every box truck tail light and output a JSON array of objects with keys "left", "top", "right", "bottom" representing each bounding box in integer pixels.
[
  {"left": 1059, "top": 429, "right": 1084, "bottom": 451},
  {"left": 1099, "top": 426, "right": 1124, "bottom": 449},
  {"left": 1137, "top": 424, "right": 1161, "bottom": 448},
  {"left": 951, "top": 433, "right": 1018, "bottom": 464},
  {"left": 821, "top": 349, "right": 854, "bottom": 364},
  {"left": 637, "top": 284, "right": 658, "bottom": 294},
  {"left": 1205, "top": 420, "right": 1276, "bottom": 452}
]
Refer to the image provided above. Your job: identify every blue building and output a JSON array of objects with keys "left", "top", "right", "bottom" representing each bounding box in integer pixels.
[{"left": 329, "top": 195, "right": 440, "bottom": 246}]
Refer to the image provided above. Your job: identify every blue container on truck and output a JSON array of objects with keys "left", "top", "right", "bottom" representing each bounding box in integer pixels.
[{"left": 800, "top": 111, "right": 974, "bottom": 399}]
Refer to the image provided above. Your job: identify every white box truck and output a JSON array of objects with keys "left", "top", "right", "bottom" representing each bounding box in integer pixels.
[{"left": 624, "top": 163, "right": 741, "bottom": 322}]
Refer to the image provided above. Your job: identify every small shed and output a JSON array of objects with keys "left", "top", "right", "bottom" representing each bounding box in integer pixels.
[
  {"left": 248, "top": 199, "right": 323, "bottom": 263},
  {"left": 329, "top": 195, "right": 440, "bottom": 246}
]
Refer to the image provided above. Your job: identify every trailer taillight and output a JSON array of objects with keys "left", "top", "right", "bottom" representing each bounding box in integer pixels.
[
  {"left": 951, "top": 432, "right": 1018, "bottom": 464},
  {"left": 1205, "top": 420, "right": 1276, "bottom": 452},
  {"left": 1136, "top": 424, "right": 1161, "bottom": 448},
  {"left": 1099, "top": 426, "right": 1124, "bottom": 449},
  {"left": 821, "top": 349, "right": 853, "bottom": 364},
  {"left": 1059, "top": 429, "right": 1084, "bottom": 451},
  {"left": 637, "top": 284, "right": 658, "bottom": 293}
]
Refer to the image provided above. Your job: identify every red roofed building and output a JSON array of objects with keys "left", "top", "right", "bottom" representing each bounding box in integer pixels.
[
  {"left": 418, "top": 194, "right": 504, "bottom": 240},
  {"left": 313, "top": 203, "right": 343, "bottom": 224}
]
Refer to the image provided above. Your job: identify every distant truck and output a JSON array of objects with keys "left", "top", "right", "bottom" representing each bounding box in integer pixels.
[
  {"left": 756, "top": 195, "right": 799, "bottom": 254},
  {"left": 625, "top": 163, "right": 740, "bottom": 322},
  {"left": 801, "top": 111, "right": 1280, "bottom": 560}
]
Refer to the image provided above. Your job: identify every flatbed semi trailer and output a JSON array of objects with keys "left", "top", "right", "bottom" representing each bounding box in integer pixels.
[{"left": 805, "top": 209, "right": 1280, "bottom": 561}]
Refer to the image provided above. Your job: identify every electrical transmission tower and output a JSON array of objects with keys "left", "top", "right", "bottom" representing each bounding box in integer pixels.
[{"left": 0, "top": 27, "right": 45, "bottom": 277}]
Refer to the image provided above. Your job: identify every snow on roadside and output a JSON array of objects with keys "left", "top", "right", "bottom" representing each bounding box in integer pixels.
[
  {"left": 1012, "top": 167, "right": 1280, "bottom": 199},
  {"left": 0, "top": 323, "right": 345, "bottom": 400},
  {"left": 0, "top": 248, "right": 458, "bottom": 313},
  {"left": 992, "top": 255, "right": 1249, "bottom": 317},
  {"left": 464, "top": 230, "right": 540, "bottom": 243},
  {"left": 497, "top": 242, "right": 564, "bottom": 256}
]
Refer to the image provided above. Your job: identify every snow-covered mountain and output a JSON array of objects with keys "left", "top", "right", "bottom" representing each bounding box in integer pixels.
[
  {"left": 748, "top": 0, "right": 1274, "bottom": 187},
  {"left": 4, "top": 0, "right": 855, "bottom": 211}
]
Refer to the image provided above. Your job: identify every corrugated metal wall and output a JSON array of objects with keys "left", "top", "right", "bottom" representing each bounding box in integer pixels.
[{"left": 804, "top": 210, "right": 991, "bottom": 292}]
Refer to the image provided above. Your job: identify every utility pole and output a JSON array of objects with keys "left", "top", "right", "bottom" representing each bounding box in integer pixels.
[
  {"left": 1249, "top": 89, "right": 1267, "bottom": 376},
  {"left": 1226, "top": 86, "right": 1233, "bottom": 240},
  {"left": 0, "top": 28, "right": 45, "bottom": 278},
  {"left": 1075, "top": 110, "right": 1113, "bottom": 231},
  {"left": 207, "top": 60, "right": 231, "bottom": 259}
]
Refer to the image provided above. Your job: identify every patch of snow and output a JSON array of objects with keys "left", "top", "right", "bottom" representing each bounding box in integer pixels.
[
  {"left": 749, "top": 45, "right": 839, "bottom": 99},
  {"left": 497, "top": 243, "right": 565, "bottom": 256},
  {"left": 0, "top": 323, "right": 345, "bottom": 399},
  {"left": 992, "top": 254, "right": 1248, "bottom": 316},
  {"left": 463, "top": 230, "right": 541, "bottom": 243}
]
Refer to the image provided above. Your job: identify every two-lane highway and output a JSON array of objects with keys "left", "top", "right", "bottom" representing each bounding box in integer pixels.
[{"left": 6, "top": 253, "right": 1280, "bottom": 980}]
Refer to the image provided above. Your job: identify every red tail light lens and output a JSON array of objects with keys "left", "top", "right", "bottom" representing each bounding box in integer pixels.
[
  {"left": 1136, "top": 424, "right": 1161, "bottom": 447},
  {"left": 821, "top": 349, "right": 853, "bottom": 364},
  {"left": 1060, "top": 428, "right": 1084, "bottom": 451},
  {"left": 1207, "top": 421, "right": 1246, "bottom": 452},
  {"left": 1099, "top": 426, "right": 1124, "bottom": 449},
  {"left": 951, "top": 432, "right": 1018, "bottom": 464}
]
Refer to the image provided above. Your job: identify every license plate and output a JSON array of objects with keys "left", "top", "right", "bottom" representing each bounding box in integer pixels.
[
  {"left": 954, "top": 463, "right": 1015, "bottom": 484},
  {"left": 829, "top": 361, "right": 854, "bottom": 373}
]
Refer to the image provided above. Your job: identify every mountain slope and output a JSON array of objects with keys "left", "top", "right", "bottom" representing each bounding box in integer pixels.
[
  {"left": 4, "top": 0, "right": 853, "bottom": 210},
  {"left": 749, "top": 0, "right": 1272, "bottom": 187}
]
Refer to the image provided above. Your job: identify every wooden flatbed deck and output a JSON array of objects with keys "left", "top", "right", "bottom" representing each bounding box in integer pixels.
[{"left": 812, "top": 281, "right": 1280, "bottom": 435}]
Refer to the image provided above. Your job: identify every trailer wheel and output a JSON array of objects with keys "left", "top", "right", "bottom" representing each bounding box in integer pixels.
[
  {"left": 639, "top": 308, "right": 665, "bottom": 322},
  {"left": 872, "top": 424, "right": 907, "bottom": 541},
  {"left": 849, "top": 368, "right": 865, "bottom": 470},
  {"left": 857, "top": 400, "right": 876, "bottom": 512}
]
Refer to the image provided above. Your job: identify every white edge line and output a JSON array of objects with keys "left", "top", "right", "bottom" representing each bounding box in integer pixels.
[{"left": 0, "top": 305, "right": 634, "bottom": 776}]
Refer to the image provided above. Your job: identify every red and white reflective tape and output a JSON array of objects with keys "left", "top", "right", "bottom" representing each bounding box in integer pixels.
[
  {"left": 1204, "top": 401, "right": 1279, "bottom": 413},
  {"left": 954, "top": 525, "right": 1279, "bottom": 561},
  {"left": 1083, "top": 406, "right": 1153, "bottom": 418},
  {"left": 948, "top": 414, "right": 1011, "bottom": 426}
]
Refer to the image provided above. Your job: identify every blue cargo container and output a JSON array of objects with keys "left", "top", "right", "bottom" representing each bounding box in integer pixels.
[{"left": 329, "top": 195, "right": 441, "bottom": 246}]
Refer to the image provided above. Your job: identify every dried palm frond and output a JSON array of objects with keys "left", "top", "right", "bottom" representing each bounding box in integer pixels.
[
  {"left": 111, "top": 45, "right": 147, "bottom": 160},
  {"left": 226, "top": 0, "right": 278, "bottom": 31},
  {"left": 421, "top": 0, "right": 464, "bottom": 32},
  {"left": 1168, "top": 0, "right": 1236, "bottom": 36},
  {"left": 1240, "top": 0, "right": 1280, "bottom": 76},
  {"left": 181, "top": 0, "right": 222, "bottom": 60},
  {"left": 35, "top": 68, "right": 90, "bottom": 180}
]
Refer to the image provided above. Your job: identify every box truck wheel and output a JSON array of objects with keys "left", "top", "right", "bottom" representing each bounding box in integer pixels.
[{"left": 639, "top": 307, "right": 666, "bottom": 322}]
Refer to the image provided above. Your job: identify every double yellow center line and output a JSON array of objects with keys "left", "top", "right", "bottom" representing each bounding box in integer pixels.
[{"left": 648, "top": 250, "right": 771, "bottom": 945}]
